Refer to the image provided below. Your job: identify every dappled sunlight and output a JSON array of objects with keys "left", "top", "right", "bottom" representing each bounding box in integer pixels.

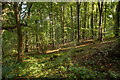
[
  {"left": 46, "top": 48, "right": 61, "bottom": 53},
  {"left": 46, "top": 42, "right": 93, "bottom": 54},
  {"left": 75, "top": 43, "right": 92, "bottom": 48},
  {"left": 2, "top": 1, "right": 120, "bottom": 80}
]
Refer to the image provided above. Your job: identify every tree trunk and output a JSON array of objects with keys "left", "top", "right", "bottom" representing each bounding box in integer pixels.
[
  {"left": 82, "top": 2, "right": 87, "bottom": 40},
  {"left": 35, "top": 20, "right": 39, "bottom": 53},
  {"left": 94, "top": 4, "right": 98, "bottom": 38},
  {"left": 49, "top": 2, "right": 55, "bottom": 48},
  {"left": 114, "top": 1, "right": 120, "bottom": 38},
  {"left": 61, "top": 5, "right": 65, "bottom": 44},
  {"left": 76, "top": 2, "right": 80, "bottom": 42},
  {"left": 91, "top": 2, "right": 94, "bottom": 39},
  {"left": 104, "top": 2, "right": 107, "bottom": 37},
  {"left": 98, "top": 2, "right": 103, "bottom": 41},
  {"left": 24, "top": 30, "right": 28, "bottom": 52},
  {"left": 24, "top": 3, "right": 32, "bottom": 53},
  {"left": 14, "top": 2, "right": 23, "bottom": 62},
  {"left": 70, "top": 5, "right": 74, "bottom": 41}
]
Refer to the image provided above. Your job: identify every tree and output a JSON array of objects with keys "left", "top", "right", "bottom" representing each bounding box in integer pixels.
[
  {"left": 24, "top": 3, "right": 32, "bottom": 52},
  {"left": 103, "top": 2, "right": 107, "bottom": 37},
  {"left": 70, "top": 5, "right": 74, "bottom": 41},
  {"left": 3, "top": 2, "right": 120, "bottom": 61},
  {"left": 98, "top": 2, "right": 103, "bottom": 41},
  {"left": 49, "top": 2, "right": 55, "bottom": 48},
  {"left": 14, "top": 2, "right": 23, "bottom": 62},
  {"left": 82, "top": 2, "right": 87, "bottom": 39},
  {"left": 114, "top": 1, "right": 120, "bottom": 38},
  {"left": 60, "top": 4, "right": 65, "bottom": 44},
  {"left": 76, "top": 2, "right": 80, "bottom": 42},
  {"left": 91, "top": 2, "right": 94, "bottom": 39}
]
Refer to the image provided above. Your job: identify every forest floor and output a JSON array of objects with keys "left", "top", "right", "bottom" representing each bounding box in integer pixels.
[{"left": 3, "top": 38, "right": 120, "bottom": 80}]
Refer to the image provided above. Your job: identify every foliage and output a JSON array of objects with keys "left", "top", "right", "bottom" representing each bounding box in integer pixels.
[
  {"left": 2, "top": 2, "right": 120, "bottom": 80},
  {"left": 68, "top": 65, "right": 106, "bottom": 79}
]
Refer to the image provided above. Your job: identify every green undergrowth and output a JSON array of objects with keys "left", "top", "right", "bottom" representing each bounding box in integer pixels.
[
  {"left": 3, "top": 39, "right": 120, "bottom": 80},
  {"left": 3, "top": 52, "right": 120, "bottom": 80}
]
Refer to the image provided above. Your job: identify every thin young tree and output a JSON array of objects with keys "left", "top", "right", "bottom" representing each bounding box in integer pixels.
[
  {"left": 82, "top": 2, "right": 87, "bottom": 40},
  {"left": 70, "top": 5, "right": 74, "bottom": 41},
  {"left": 76, "top": 2, "right": 80, "bottom": 42},
  {"left": 91, "top": 2, "right": 94, "bottom": 39},
  {"left": 60, "top": 4, "right": 65, "bottom": 44},
  {"left": 98, "top": 2, "right": 103, "bottom": 41},
  {"left": 104, "top": 2, "right": 107, "bottom": 37},
  {"left": 24, "top": 3, "right": 32, "bottom": 52}
]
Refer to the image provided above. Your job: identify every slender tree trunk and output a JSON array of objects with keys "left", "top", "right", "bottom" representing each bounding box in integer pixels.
[
  {"left": 52, "top": 6, "right": 55, "bottom": 49},
  {"left": 36, "top": 33, "right": 39, "bottom": 48},
  {"left": 24, "top": 30, "right": 28, "bottom": 52},
  {"left": 98, "top": 2, "right": 103, "bottom": 41},
  {"left": 104, "top": 2, "right": 107, "bottom": 37},
  {"left": 117, "top": 1, "right": 120, "bottom": 37},
  {"left": 82, "top": 2, "right": 87, "bottom": 40},
  {"left": 91, "top": 2, "right": 94, "bottom": 39},
  {"left": 55, "top": 10, "right": 61, "bottom": 47},
  {"left": 114, "top": 1, "right": 120, "bottom": 38},
  {"left": 14, "top": 2, "right": 22, "bottom": 62},
  {"left": 49, "top": 2, "right": 55, "bottom": 48},
  {"left": 35, "top": 20, "right": 39, "bottom": 53},
  {"left": 94, "top": 4, "right": 98, "bottom": 38},
  {"left": 70, "top": 5, "right": 74, "bottom": 41},
  {"left": 24, "top": 3, "right": 32, "bottom": 52},
  {"left": 61, "top": 5, "right": 65, "bottom": 44},
  {"left": 87, "top": 3, "right": 89, "bottom": 39},
  {"left": 77, "top": 2, "right": 80, "bottom": 42}
]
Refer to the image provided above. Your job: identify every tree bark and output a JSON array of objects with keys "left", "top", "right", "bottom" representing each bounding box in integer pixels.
[
  {"left": 98, "top": 2, "right": 103, "bottom": 41},
  {"left": 94, "top": 4, "right": 98, "bottom": 38},
  {"left": 76, "top": 2, "right": 80, "bottom": 42},
  {"left": 35, "top": 20, "right": 39, "bottom": 53},
  {"left": 82, "top": 2, "right": 87, "bottom": 40},
  {"left": 14, "top": 2, "right": 23, "bottom": 62},
  {"left": 61, "top": 5, "right": 65, "bottom": 44},
  {"left": 70, "top": 5, "right": 74, "bottom": 41},
  {"left": 24, "top": 3, "right": 32, "bottom": 53},
  {"left": 104, "top": 2, "right": 107, "bottom": 37},
  {"left": 114, "top": 1, "right": 120, "bottom": 38},
  {"left": 91, "top": 2, "right": 94, "bottom": 39},
  {"left": 24, "top": 30, "right": 28, "bottom": 52},
  {"left": 49, "top": 2, "right": 55, "bottom": 48}
]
